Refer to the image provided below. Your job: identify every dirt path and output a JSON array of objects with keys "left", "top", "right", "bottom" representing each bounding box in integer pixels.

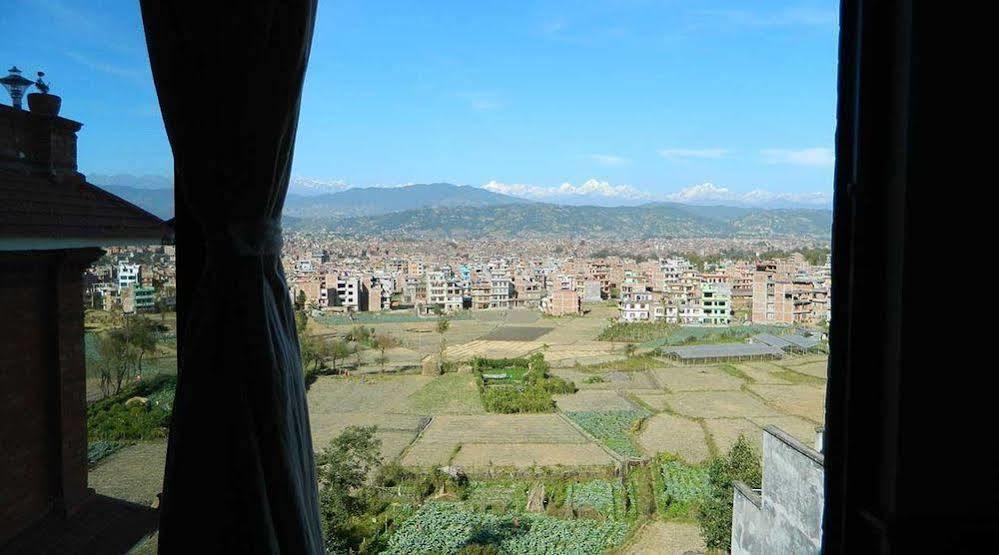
[{"left": 619, "top": 520, "right": 707, "bottom": 555}]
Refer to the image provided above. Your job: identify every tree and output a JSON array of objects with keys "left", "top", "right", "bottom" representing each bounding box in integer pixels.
[
  {"left": 123, "top": 316, "right": 157, "bottom": 379},
  {"left": 315, "top": 425, "right": 382, "bottom": 552},
  {"left": 295, "top": 289, "right": 307, "bottom": 311},
  {"left": 374, "top": 333, "right": 396, "bottom": 373},
  {"left": 295, "top": 309, "right": 309, "bottom": 335},
  {"left": 328, "top": 339, "right": 350, "bottom": 375},
  {"left": 624, "top": 343, "right": 637, "bottom": 358},
  {"left": 436, "top": 314, "right": 450, "bottom": 370},
  {"left": 696, "top": 435, "right": 762, "bottom": 551},
  {"left": 96, "top": 331, "right": 139, "bottom": 397}
]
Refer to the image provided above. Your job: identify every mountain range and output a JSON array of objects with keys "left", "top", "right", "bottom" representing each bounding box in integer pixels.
[{"left": 87, "top": 177, "right": 831, "bottom": 239}]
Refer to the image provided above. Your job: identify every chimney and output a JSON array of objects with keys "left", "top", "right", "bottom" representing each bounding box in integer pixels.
[{"left": 0, "top": 104, "right": 83, "bottom": 178}]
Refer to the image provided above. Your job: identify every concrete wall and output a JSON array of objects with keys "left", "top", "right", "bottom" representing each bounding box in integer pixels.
[{"left": 732, "top": 425, "right": 824, "bottom": 555}]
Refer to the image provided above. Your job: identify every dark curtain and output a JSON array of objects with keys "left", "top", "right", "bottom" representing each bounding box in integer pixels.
[{"left": 139, "top": 2, "right": 322, "bottom": 552}]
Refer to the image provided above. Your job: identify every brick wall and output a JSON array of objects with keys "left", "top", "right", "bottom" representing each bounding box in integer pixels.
[{"left": 0, "top": 249, "right": 99, "bottom": 545}]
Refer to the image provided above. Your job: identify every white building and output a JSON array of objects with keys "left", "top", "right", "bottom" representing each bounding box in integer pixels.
[
  {"left": 619, "top": 291, "right": 655, "bottom": 322},
  {"left": 117, "top": 263, "right": 140, "bottom": 291}
]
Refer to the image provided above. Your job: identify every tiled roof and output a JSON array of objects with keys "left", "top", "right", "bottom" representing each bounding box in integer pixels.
[{"left": 0, "top": 172, "right": 164, "bottom": 240}]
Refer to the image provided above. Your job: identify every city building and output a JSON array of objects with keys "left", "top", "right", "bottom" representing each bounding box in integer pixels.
[
  {"left": 542, "top": 289, "right": 582, "bottom": 316},
  {"left": 701, "top": 283, "right": 732, "bottom": 325}
]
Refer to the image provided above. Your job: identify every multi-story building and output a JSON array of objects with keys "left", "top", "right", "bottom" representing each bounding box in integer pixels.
[
  {"left": 701, "top": 283, "right": 732, "bottom": 325},
  {"left": 752, "top": 267, "right": 794, "bottom": 324},
  {"left": 117, "top": 263, "right": 140, "bottom": 291},
  {"left": 425, "top": 270, "right": 463, "bottom": 312},
  {"left": 542, "top": 289, "right": 582, "bottom": 316},
  {"left": 619, "top": 291, "right": 655, "bottom": 322},
  {"left": 332, "top": 276, "right": 367, "bottom": 312},
  {"left": 471, "top": 272, "right": 512, "bottom": 309}
]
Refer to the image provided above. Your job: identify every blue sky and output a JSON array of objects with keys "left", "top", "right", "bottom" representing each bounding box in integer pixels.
[{"left": 4, "top": 0, "right": 839, "bottom": 206}]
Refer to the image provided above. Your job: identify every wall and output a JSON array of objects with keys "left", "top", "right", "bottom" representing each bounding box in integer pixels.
[
  {"left": 0, "top": 249, "right": 98, "bottom": 544},
  {"left": 731, "top": 425, "right": 825, "bottom": 555}
]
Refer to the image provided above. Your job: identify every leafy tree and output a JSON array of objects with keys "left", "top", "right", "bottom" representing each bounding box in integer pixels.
[
  {"left": 295, "top": 309, "right": 309, "bottom": 335},
  {"left": 374, "top": 333, "right": 396, "bottom": 373},
  {"left": 123, "top": 316, "right": 158, "bottom": 379},
  {"left": 316, "top": 426, "right": 382, "bottom": 552},
  {"left": 623, "top": 343, "right": 637, "bottom": 358},
  {"left": 696, "top": 435, "right": 762, "bottom": 551},
  {"left": 436, "top": 315, "right": 450, "bottom": 369},
  {"left": 328, "top": 339, "right": 350, "bottom": 374},
  {"left": 96, "top": 332, "right": 137, "bottom": 397},
  {"left": 295, "top": 289, "right": 307, "bottom": 311}
]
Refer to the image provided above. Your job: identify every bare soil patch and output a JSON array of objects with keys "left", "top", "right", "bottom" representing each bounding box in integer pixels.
[
  {"left": 747, "top": 384, "right": 826, "bottom": 423},
  {"left": 637, "top": 413, "right": 711, "bottom": 464},
  {"left": 651, "top": 366, "right": 745, "bottom": 392},
  {"left": 482, "top": 326, "right": 554, "bottom": 342},
  {"left": 665, "top": 391, "right": 779, "bottom": 419},
  {"left": 452, "top": 443, "right": 616, "bottom": 468}
]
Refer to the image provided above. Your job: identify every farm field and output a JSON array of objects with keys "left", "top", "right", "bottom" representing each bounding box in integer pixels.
[{"left": 303, "top": 307, "right": 828, "bottom": 473}]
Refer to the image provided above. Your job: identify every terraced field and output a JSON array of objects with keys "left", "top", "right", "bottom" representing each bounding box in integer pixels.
[{"left": 400, "top": 413, "right": 595, "bottom": 467}]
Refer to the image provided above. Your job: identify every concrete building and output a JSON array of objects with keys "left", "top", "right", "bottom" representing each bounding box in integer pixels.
[
  {"left": 117, "top": 263, "right": 140, "bottom": 290},
  {"left": 701, "top": 283, "right": 732, "bottom": 325},
  {"left": 619, "top": 291, "right": 654, "bottom": 322},
  {"left": 332, "top": 275, "right": 366, "bottom": 311},
  {"left": 425, "top": 270, "right": 463, "bottom": 312},
  {"left": 731, "top": 426, "right": 824, "bottom": 555},
  {"left": 471, "top": 272, "right": 513, "bottom": 309},
  {"left": 542, "top": 289, "right": 582, "bottom": 316},
  {"left": 752, "top": 269, "right": 794, "bottom": 324},
  {"left": 581, "top": 280, "right": 603, "bottom": 303}
]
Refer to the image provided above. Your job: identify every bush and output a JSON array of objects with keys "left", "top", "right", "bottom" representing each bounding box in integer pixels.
[
  {"left": 87, "top": 440, "right": 128, "bottom": 467},
  {"left": 656, "top": 456, "right": 711, "bottom": 519},
  {"left": 86, "top": 376, "right": 175, "bottom": 441},
  {"left": 564, "top": 411, "right": 648, "bottom": 459},
  {"left": 481, "top": 385, "right": 555, "bottom": 413},
  {"left": 696, "top": 436, "right": 762, "bottom": 551}
]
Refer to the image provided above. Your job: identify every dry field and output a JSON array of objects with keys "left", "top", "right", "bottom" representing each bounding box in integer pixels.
[
  {"left": 481, "top": 326, "right": 553, "bottom": 342},
  {"left": 778, "top": 358, "right": 829, "bottom": 379},
  {"left": 444, "top": 339, "right": 545, "bottom": 360},
  {"left": 400, "top": 414, "right": 596, "bottom": 467},
  {"left": 731, "top": 361, "right": 794, "bottom": 384},
  {"left": 747, "top": 383, "right": 826, "bottom": 423},
  {"left": 651, "top": 366, "right": 744, "bottom": 392},
  {"left": 550, "top": 368, "right": 659, "bottom": 390},
  {"left": 637, "top": 413, "right": 711, "bottom": 464},
  {"left": 553, "top": 390, "right": 637, "bottom": 412},
  {"left": 665, "top": 391, "right": 780, "bottom": 419},
  {"left": 452, "top": 443, "right": 616, "bottom": 468},
  {"left": 703, "top": 418, "right": 766, "bottom": 454}
]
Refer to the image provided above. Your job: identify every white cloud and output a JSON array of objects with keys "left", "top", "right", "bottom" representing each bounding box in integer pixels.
[
  {"left": 659, "top": 148, "right": 728, "bottom": 160},
  {"left": 289, "top": 176, "right": 350, "bottom": 194},
  {"left": 693, "top": 7, "right": 837, "bottom": 27},
  {"left": 588, "top": 154, "right": 629, "bottom": 166},
  {"left": 665, "top": 182, "right": 831, "bottom": 207},
  {"left": 761, "top": 147, "right": 835, "bottom": 167},
  {"left": 482, "top": 179, "right": 651, "bottom": 201},
  {"left": 456, "top": 91, "right": 504, "bottom": 111}
]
